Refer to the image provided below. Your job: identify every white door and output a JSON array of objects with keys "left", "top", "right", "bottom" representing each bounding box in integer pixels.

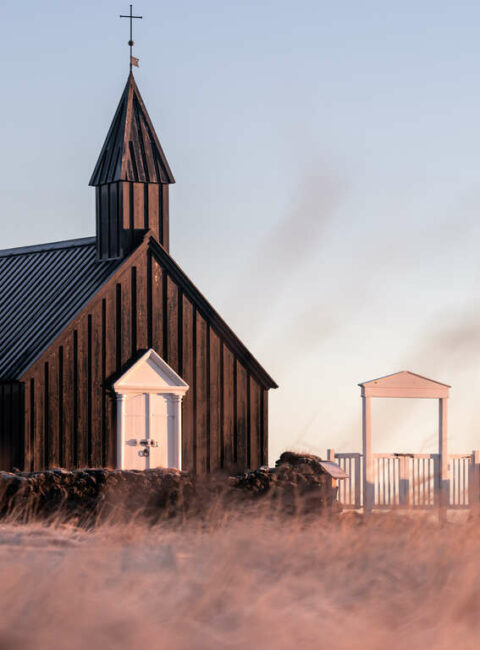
[
  {"left": 149, "top": 394, "right": 170, "bottom": 468},
  {"left": 124, "top": 393, "right": 148, "bottom": 470},
  {"left": 122, "top": 392, "right": 172, "bottom": 470}
]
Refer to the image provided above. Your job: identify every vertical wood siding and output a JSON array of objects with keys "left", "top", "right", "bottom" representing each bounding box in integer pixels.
[
  {"left": 181, "top": 295, "right": 195, "bottom": 473},
  {"left": 97, "top": 182, "right": 170, "bottom": 260},
  {"left": 16, "top": 243, "right": 269, "bottom": 473}
]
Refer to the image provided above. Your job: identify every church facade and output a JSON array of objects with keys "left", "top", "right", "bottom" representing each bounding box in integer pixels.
[{"left": 0, "top": 73, "right": 277, "bottom": 474}]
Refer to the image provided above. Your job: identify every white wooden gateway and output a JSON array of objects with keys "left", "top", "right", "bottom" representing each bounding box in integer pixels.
[{"left": 113, "top": 349, "right": 189, "bottom": 470}]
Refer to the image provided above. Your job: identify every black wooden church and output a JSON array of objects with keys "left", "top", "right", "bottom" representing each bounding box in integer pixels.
[{"left": 0, "top": 70, "right": 277, "bottom": 473}]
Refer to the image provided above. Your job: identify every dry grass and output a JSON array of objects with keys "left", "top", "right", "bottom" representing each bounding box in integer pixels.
[{"left": 0, "top": 508, "right": 480, "bottom": 649}]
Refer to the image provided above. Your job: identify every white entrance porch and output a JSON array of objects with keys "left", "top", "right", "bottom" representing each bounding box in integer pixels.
[{"left": 113, "top": 349, "right": 189, "bottom": 471}]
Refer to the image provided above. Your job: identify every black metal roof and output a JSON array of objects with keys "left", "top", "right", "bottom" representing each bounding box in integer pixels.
[
  {"left": 0, "top": 238, "right": 122, "bottom": 379},
  {"left": 89, "top": 73, "right": 175, "bottom": 186}
]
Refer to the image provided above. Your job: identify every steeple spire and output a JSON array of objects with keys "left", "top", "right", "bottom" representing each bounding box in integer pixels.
[
  {"left": 90, "top": 74, "right": 174, "bottom": 186},
  {"left": 90, "top": 74, "right": 175, "bottom": 260}
]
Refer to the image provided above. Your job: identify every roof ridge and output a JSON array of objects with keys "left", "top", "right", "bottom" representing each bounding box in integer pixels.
[{"left": 0, "top": 237, "right": 96, "bottom": 258}]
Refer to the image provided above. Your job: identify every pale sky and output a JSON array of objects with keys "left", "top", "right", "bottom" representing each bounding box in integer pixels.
[{"left": 2, "top": 0, "right": 480, "bottom": 461}]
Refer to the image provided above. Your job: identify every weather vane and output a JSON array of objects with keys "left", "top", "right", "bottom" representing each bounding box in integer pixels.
[{"left": 120, "top": 4, "right": 143, "bottom": 71}]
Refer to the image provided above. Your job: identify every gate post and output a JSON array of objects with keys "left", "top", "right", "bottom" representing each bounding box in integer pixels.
[
  {"left": 433, "top": 454, "right": 441, "bottom": 507},
  {"left": 362, "top": 396, "right": 374, "bottom": 512},
  {"left": 469, "top": 450, "right": 480, "bottom": 507},
  {"left": 355, "top": 454, "right": 362, "bottom": 508},
  {"left": 439, "top": 397, "right": 449, "bottom": 510}
]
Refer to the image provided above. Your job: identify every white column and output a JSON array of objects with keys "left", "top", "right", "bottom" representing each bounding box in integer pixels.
[
  {"left": 171, "top": 394, "right": 183, "bottom": 471},
  {"left": 439, "top": 397, "right": 449, "bottom": 510},
  {"left": 116, "top": 393, "right": 126, "bottom": 470},
  {"left": 362, "top": 395, "right": 374, "bottom": 512}
]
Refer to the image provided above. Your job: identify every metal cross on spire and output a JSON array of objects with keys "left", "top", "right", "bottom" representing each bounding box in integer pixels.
[{"left": 120, "top": 4, "right": 143, "bottom": 72}]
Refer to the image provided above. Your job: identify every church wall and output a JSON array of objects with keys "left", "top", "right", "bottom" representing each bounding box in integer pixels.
[{"left": 19, "top": 240, "right": 269, "bottom": 474}]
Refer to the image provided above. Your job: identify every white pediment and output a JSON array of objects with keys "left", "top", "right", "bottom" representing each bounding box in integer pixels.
[
  {"left": 113, "top": 349, "right": 189, "bottom": 394},
  {"left": 359, "top": 370, "right": 450, "bottom": 398}
]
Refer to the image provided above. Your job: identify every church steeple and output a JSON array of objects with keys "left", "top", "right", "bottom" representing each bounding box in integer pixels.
[{"left": 90, "top": 73, "right": 175, "bottom": 260}]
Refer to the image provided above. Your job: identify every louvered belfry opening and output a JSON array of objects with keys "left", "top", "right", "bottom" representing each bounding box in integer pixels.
[{"left": 90, "top": 73, "right": 175, "bottom": 260}]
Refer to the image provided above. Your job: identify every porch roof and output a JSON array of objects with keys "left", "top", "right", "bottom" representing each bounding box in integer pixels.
[{"left": 358, "top": 370, "right": 450, "bottom": 398}]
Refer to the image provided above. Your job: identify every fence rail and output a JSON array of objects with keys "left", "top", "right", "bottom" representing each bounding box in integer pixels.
[{"left": 330, "top": 450, "right": 480, "bottom": 510}]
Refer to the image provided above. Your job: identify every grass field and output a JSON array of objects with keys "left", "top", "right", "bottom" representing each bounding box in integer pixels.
[{"left": 0, "top": 508, "right": 479, "bottom": 649}]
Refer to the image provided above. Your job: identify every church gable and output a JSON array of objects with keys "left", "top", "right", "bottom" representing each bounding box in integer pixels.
[{"left": 19, "top": 234, "right": 274, "bottom": 475}]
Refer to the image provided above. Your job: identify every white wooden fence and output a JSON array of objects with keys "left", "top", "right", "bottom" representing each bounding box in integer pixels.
[{"left": 329, "top": 450, "right": 480, "bottom": 509}]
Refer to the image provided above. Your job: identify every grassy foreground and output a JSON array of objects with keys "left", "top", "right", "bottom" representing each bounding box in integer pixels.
[{"left": 0, "top": 509, "right": 479, "bottom": 649}]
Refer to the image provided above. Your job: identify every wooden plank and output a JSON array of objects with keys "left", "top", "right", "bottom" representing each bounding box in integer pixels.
[
  {"left": 135, "top": 258, "right": 148, "bottom": 350},
  {"left": 143, "top": 184, "right": 149, "bottom": 230},
  {"left": 167, "top": 275, "right": 179, "bottom": 373},
  {"left": 139, "top": 116, "right": 157, "bottom": 183},
  {"left": 76, "top": 319, "right": 89, "bottom": 468},
  {"left": 104, "top": 291, "right": 117, "bottom": 468},
  {"left": 131, "top": 267, "right": 137, "bottom": 356},
  {"left": 195, "top": 313, "right": 208, "bottom": 475},
  {"left": 129, "top": 132, "right": 146, "bottom": 183},
  {"left": 133, "top": 182, "right": 145, "bottom": 230},
  {"left": 47, "top": 352, "right": 59, "bottom": 467},
  {"left": 249, "top": 377, "right": 262, "bottom": 469},
  {"left": 236, "top": 361, "right": 248, "bottom": 470},
  {"left": 261, "top": 390, "right": 268, "bottom": 466},
  {"left": 13, "top": 383, "right": 24, "bottom": 471},
  {"left": 33, "top": 368, "right": 44, "bottom": 471},
  {"left": 23, "top": 379, "right": 32, "bottom": 471},
  {"left": 121, "top": 271, "right": 132, "bottom": 369},
  {"left": 100, "top": 185, "right": 109, "bottom": 259},
  {"left": 151, "top": 257, "right": 164, "bottom": 357},
  {"left": 121, "top": 182, "right": 130, "bottom": 229},
  {"left": 95, "top": 188, "right": 101, "bottom": 259},
  {"left": 147, "top": 249, "right": 153, "bottom": 348},
  {"left": 62, "top": 334, "right": 74, "bottom": 469},
  {"left": 58, "top": 347, "right": 64, "bottom": 468},
  {"left": 181, "top": 295, "right": 195, "bottom": 473},
  {"left": 120, "top": 182, "right": 133, "bottom": 252},
  {"left": 91, "top": 302, "right": 103, "bottom": 466},
  {"left": 161, "top": 185, "right": 169, "bottom": 251},
  {"left": 148, "top": 184, "right": 160, "bottom": 238},
  {"left": 10, "top": 384, "right": 19, "bottom": 470},
  {"left": 209, "top": 328, "right": 222, "bottom": 471},
  {"left": 222, "top": 345, "right": 235, "bottom": 471},
  {"left": 109, "top": 182, "right": 119, "bottom": 258}
]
